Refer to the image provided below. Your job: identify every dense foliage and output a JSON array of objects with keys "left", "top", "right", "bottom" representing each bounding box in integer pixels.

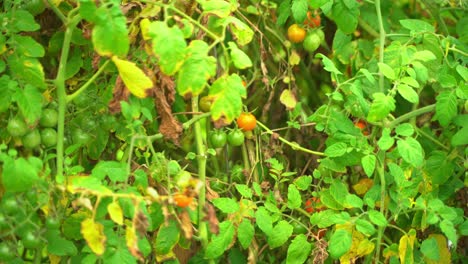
[{"left": 0, "top": 0, "right": 466, "bottom": 263}]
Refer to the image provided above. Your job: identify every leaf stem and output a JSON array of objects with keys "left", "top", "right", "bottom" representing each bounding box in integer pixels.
[
  {"left": 257, "top": 121, "right": 325, "bottom": 156},
  {"left": 191, "top": 96, "right": 209, "bottom": 249},
  {"left": 387, "top": 104, "right": 435, "bottom": 128},
  {"left": 66, "top": 60, "right": 110, "bottom": 103},
  {"left": 54, "top": 13, "right": 81, "bottom": 183},
  {"left": 375, "top": 0, "right": 386, "bottom": 93}
]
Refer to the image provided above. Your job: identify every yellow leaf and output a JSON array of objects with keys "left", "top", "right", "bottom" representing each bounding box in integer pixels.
[
  {"left": 108, "top": 201, "right": 124, "bottom": 225},
  {"left": 81, "top": 218, "right": 106, "bottom": 256},
  {"left": 112, "top": 56, "right": 153, "bottom": 98},
  {"left": 425, "top": 234, "right": 451, "bottom": 264},
  {"left": 399, "top": 229, "right": 416, "bottom": 264},
  {"left": 279, "top": 89, "right": 297, "bottom": 110},
  {"left": 126, "top": 225, "right": 143, "bottom": 260},
  {"left": 140, "top": 18, "right": 152, "bottom": 41}
]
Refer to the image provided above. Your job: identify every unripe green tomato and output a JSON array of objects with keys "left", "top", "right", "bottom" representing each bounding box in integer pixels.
[
  {"left": 209, "top": 130, "right": 227, "bottom": 148},
  {"left": 22, "top": 129, "right": 41, "bottom": 149},
  {"left": 7, "top": 118, "right": 28, "bottom": 137},
  {"left": 199, "top": 96, "right": 213, "bottom": 112},
  {"left": 0, "top": 243, "right": 15, "bottom": 261},
  {"left": 39, "top": 108, "right": 58, "bottom": 128},
  {"left": 167, "top": 160, "right": 182, "bottom": 176},
  {"left": 72, "top": 128, "right": 91, "bottom": 145},
  {"left": 176, "top": 171, "right": 192, "bottom": 188},
  {"left": 227, "top": 130, "right": 245, "bottom": 147},
  {"left": 41, "top": 128, "right": 57, "bottom": 148},
  {"left": 2, "top": 198, "right": 18, "bottom": 216},
  {"left": 22, "top": 0, "right": 46, "bottom": 16},
  {"left": 303, "top": 32, "right": 321, "bottom": 53},
  {"left": 315, "top": 28, "right": 325, "bottom": 43},
  {"left": 22, "top": 231, "right": 41, "bottom": 249},
  {"left": 116, "top": 149, "right": 125, "bottom": 161}
]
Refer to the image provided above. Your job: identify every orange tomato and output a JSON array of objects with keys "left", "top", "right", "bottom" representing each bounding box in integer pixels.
[
  {"left": 304, "top": 11, "right": 321, "bottom": 28},
  {"left": 287, "top": 24, "right": 306, "bottom": 43},
  {"left": 173, "top": 193, "right": 193, "bottom": 207},
  {"left": 304, "top": 197, "right": 322, "bottom": 213},
  {"left": 237, "top": 112, "right": 257, "bottom": 131}
]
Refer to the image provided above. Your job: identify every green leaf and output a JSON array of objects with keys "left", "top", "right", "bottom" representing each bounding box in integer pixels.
[
  {"left": 377, "top": 128, "right": 395, "bottom": 151},
  {"left": 328, "top": 229, "right": 352, "bottom": 259},
  {"left": 361, "top": 154, "right": 376, "bottom": 177},
  {"left": 224, "top": 17, "right": 254, "bottom": 46},
  {"left": 316, "top": 53, "right": 342, "bottom": 75},
  {"left": 1, "top": 156, "right": 41, "bottom": 192},
  {"left": 255, "top": 207, "right": 273, "bottom": 235},
  {"left": 451, "top": 126, "right": 468, "bottom": 146},
  {"left": 13, "top": 36, "right": 45, "bottom": 57},
  {"left": 435, "top": 91, "right": 457, "bottom": 127},
  {"left": 400, "top": 19, "right": 435, "bottom": 33},
  {"left": 276, "top": 0, "right": 291, "bottom": 26},
  {"left": 345, "top": 194, "right": 363, "bottom": 209},
  {"left": 237, "top": 218, "right": 254, "bottom": 249},
  {"left": 320, "top": 189, "right": 344, "bottom": 210},
  {"left": 286, "top": 234, "right": 312, "bottom": 264},
  {"left": 426, "top": 151, "right": 454, "bottom": 185},
  {"left": 7, "top": 54, "right": 46, "bottom": 89},
  {"left": 412, "top": 50, "right": 436, "bottom": 62},
  {"left": 228, "top": 41, "right": 252, "bottom": 69},
  {"left": 355, "top": 219, "right": 376, "bottom": 236},
  {"left": 65, "top": 48, "right": 84, "bottom": 80},
  {"left": 330, "top": 180, "right": 349, "bottom": 202},
  {"left": 324, "top": 142, "right": 347, "bottom": 157},
  {"left": 209, "top": 74, "right": 246, "bottom": 123},
  {"left": 421, "top": 237, "right": 440, "bottom": 260},
  {"left": 400, "top": 76, "right": 420, "bottom": 88},
  {"left": 92, "top": 161, "right": 127, "bottom": 183},
  {"left": 331, "top": 0, "right": 359, "bottom": 34},
  {"left": 235, "top": 184, "right": 253, "bottom": 198},
  {"left": 456, "top": 64, "right": 468, "bottom": 81},
  {"left": 112, "top": 56, "right": 153, "bottom": 98},
  {"left": 310, "top": 0, "right": 328, "bottom": 8},
  {"left": 212, "top": 198, "right": 239, "bottom": 214},
  {"left": 397, "top": 83, "right": 419, "bottom": 103},
  {"left": 378, "top": 62, "right": 396, "bottom": 80},
  {"left": 287, "top": 184, "right": 301, "bottom": 209},
  {"left": 294, "top": 175, "right": 312, "bottom": 191},
  {"left": 397, "top": 137, "right": 424, "bottom": 167},
  {"left": 205, "top": 221, "right": 236, "bottom": 259},
  {"left": 13, "top": 84, "right": 43, "bottom": 125},
  {"left": 11, "top": 10, "right": 40, "bottom": 32},
  {"left": 439, "top": 220, "right": 457, "bottom": 247},
  {"left": 291, "top": 0, "right": 308, "bottom": 23},
  {"left": 149, "top": 21, "right": 187, "bottom": 75},
  {"left": 388, "top": 162, "right": 405, "bottom": 187},
  {"left": 199, "top": 0, "right": 233, "bottom": 18},
  {"left": 395, "top": 123, "right": 414, "bottom": 137},
  {"left": 367, "top": 93, "right": 396, "bottom": 122},
  {"left": 155, "top": 219, "right": 180, "bottom": 255},
  {"left": 91, "top": 4, "right": 129, "bottom": 57},
  {"left": 267, "top": 220, "right": 293, "bottom": 249},
  {"left": 368, "top": 210, "right": 388, "bottom": 227},
  {"left": 0, "top": 76, "right": 16, "bottom": 113},
  {"left": 45, "top": 230, "right": 78, "bottom": 256},
  {"left": 177, "top": 40, "right": 216, "bottom": 96}
]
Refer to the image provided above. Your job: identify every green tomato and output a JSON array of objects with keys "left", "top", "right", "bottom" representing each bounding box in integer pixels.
[
  {"left": 22, "top": 129, "right": 41, "bottom": 149},
  {"left": 39, "top": 108, "right": 58, "bottom": 128},
  {"left": 176, "top": 170, "right": 192, "bottom": 188},
  {"left": 199, "top": 96, "right": 213, "bottom": 112},
  {"left": 72, "top": 128, "right": 91, "bottom": 145},
  {"left": 227, "top": 129, "right": 245, "bottom": 147},
  {"left": 22, "top": 0, "right": 46, "bottom": 16},
  {"left": 22, "top": 231, "right": 41, "bottom": 249},
  {"left": 2, "top": 198, "right": 18, "bottom": 216},
  {"left": 315, "top": 28, "right": 325, "bottom": 43},
  {"left": 41, "top": 128, "right": 57, "bottom": 148},
  {"left": 303, "top": 32, "right": 321, "bottom": 53},
  {"left": 292, "top": 222, "right": 308, "bottom": 234},
  {"left": 7, "top": 118, "right": 28, "bottom": 137},
  {"left": 45, "top": 218, "right": 60, "bottom": 229},
  {"left": 209, "top": 130, "right": 227, "bottom": 148},
  {"left": 0, "top": 243, "right": 15, "bottom": 261}
]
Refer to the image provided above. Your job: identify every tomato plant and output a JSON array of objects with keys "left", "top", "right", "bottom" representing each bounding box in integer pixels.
[
  {"left": 227, "top": 129, "right": 245, "bottom": 146},
  {"left": 287, "top": 24, "right": 306, "bottom": 43}
]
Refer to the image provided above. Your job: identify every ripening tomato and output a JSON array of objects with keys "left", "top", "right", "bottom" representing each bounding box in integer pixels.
[
  {"left": 237, "top": 112, "right": 257, "bottom": 131},
  {"left": 304, "top": 11, "right": 321, "bottom": 28},
  {"left": 354, "top": 120, "right": 369, "bottom": 135},
  {"left": 287, "top": 24, "right": 306, "bottom": 43},
  {"left": 304, "top": 197, "right": 322, "bottom": 213},
  {"left": 173, "top": 193, "right": 193, "bottom": 208},
  {"left": 199, "top": 96, "right": 213, "bottom": 112}
]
